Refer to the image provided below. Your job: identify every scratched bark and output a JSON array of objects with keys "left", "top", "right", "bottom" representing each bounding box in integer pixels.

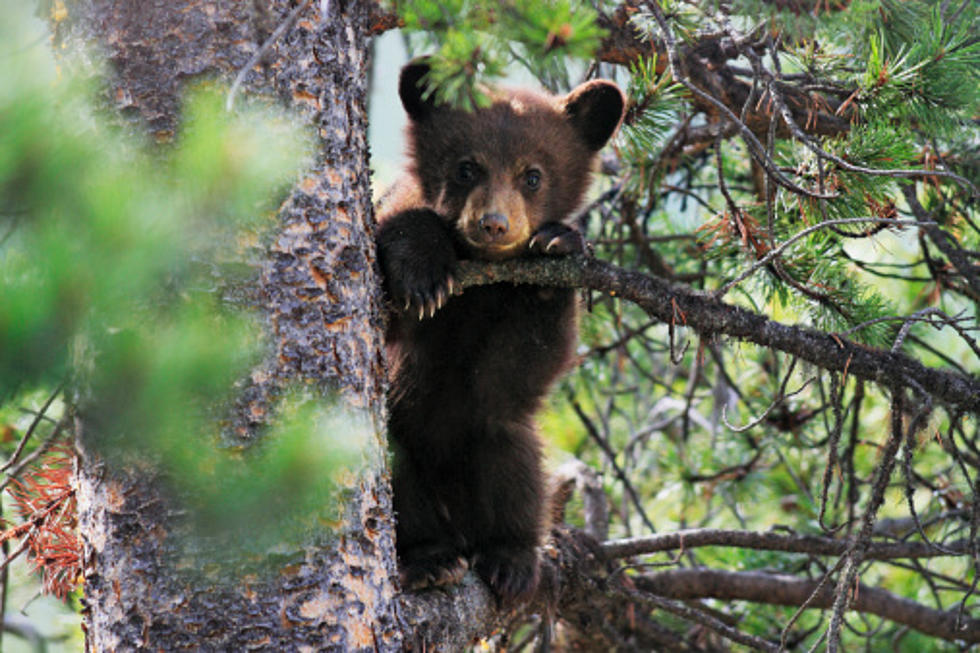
[{"left": 56, "top": 1, "right": 399, "bottom": 650}]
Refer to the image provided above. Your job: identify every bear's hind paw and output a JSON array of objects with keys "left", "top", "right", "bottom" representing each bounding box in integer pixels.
[
  {"left": 474, "top": 545, "right": 540, "bottom": 604},
  {"left": 399, "top": 550, "right": 469, "bottom": 592}
]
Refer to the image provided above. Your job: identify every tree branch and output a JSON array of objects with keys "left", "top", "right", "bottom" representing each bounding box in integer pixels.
[
  {"left": 602, "top": 528, "right": 972, "bottom": 561},
  {"left": 447, "top": 256, "right": 980, "bottom": 415},
  {"left": 397, "top": 524, "right": 980, "bottom": 649},
  {"left": 635, "top": 568, "right": 980, "bottom": 644},
  {"left": 397, "top": 577, "right": 501, "bottom": 651},
  {"left": 397, "top": 527, "right": 733, "bottom": 651}
]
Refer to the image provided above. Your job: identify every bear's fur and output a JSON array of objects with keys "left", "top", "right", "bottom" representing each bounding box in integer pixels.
[{"left": 377, "top": 60, "right": 625, "bottom": 602}]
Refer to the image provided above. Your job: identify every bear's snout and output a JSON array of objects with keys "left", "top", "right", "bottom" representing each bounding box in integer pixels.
[{"left": 478, "top": 213, "right": 510, "bottom": 239}]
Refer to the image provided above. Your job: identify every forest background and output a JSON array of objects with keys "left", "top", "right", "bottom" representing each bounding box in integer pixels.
[{"left": 1, "top": 0, "right": 979, "bottom": 650}]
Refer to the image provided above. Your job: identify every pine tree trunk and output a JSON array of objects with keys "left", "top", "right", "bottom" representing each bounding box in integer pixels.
[{"left": 58, "top": 1, "right": 400, "bottom": 649}]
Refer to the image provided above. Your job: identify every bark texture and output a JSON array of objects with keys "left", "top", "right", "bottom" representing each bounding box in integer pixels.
[{"left": 58, "top": 1, "right": 399, "bottom": 650}]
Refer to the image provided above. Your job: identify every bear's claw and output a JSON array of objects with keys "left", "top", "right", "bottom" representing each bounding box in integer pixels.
[
  {"left": 528, "top": 223, "right": 586, "bottom": 256},
  {"left": 400, "top": 552, "right": 469, "bottom": 592}
]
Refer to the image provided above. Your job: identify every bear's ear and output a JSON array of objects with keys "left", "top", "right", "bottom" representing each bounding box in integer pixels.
[
  {"left": 399, "top": 58, "right": 437, "bottom": 122},
  {"left": 563, "top": 80, "right": 626, "bottom": 151}
]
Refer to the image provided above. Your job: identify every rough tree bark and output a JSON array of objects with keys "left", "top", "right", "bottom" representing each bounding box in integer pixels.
[{"left": 57, "top": 1, "right": 401, "bottom": 650}]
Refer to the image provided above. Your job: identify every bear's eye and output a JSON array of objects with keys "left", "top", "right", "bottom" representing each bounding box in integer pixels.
[
  {"left": 454, "top": 161, "right": 478, "bottom": 185},
  {"left": 525, "top": 169, "right": 542, "bottom": 190}
]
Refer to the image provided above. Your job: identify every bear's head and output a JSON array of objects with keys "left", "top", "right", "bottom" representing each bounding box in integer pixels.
[{"left": 399, "top": 60, "right": 625, "bottom": 261}]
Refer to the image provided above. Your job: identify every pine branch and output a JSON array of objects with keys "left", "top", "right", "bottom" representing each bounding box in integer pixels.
[{"left": 369, "top": 1, "right": 854, "bottom": 140}]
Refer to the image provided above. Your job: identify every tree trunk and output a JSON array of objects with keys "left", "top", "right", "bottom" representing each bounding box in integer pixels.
[{"left": 58, "top": 1, "right": 400, "bottom": 649}]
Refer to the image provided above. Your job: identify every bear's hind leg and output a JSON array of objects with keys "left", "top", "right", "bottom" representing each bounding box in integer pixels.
[
  {"left": 393, "top": 452, "right": 468, "bottom": 591},
  {"left": 470, "top": 424, "right": 546, "bottom": 603}
]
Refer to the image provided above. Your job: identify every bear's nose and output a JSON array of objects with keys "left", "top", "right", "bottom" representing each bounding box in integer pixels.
[{"left": 478, "top": 213, "right": 509, "bottom": 237}]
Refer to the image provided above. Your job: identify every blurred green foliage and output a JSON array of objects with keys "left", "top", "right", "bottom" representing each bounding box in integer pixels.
[{"left": 0, "top": 2, "right": 366, "bottom": 570}]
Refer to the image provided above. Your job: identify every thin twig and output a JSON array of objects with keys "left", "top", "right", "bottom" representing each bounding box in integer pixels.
[
  {"left": 715, "top": 218, "right": 932, "bottom": 299},
  {"left": 903, "top": 185, "right": 980, "bottom": 300},
  {"left": 721, "top": 358, "right": 813, "bottom": 432},
  {"left": 817, "top": 373, "right": 844, "bottom": 533},
  {"left": 622, "top": 585, "right": 780, "bottom": 652},
  {"left": 568, "top": 394, "right": 657, "bottom": 534},
  {"left": 226, "top": 0, "right": 313, "bottom": 112},
  {"left": 827, "top": 395, "right": 926, "bottom": 651},
  {"left": 1, "top": 383, "right": 64, "bottom": 474}
]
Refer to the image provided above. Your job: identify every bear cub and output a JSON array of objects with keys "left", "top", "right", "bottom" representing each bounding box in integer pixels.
[{"left": 378, "top": 60, "right": 625, "bottom": 603}]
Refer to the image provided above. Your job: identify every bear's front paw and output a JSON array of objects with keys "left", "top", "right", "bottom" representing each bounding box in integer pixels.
[
  {"left": 474, "top": 545, "right": 540, "bottom": 604},
  {"left": 377, "top": 209, "right": 458, "bottom": 320},
  {"left": 399, "top": 547, "right": 469, "bottom": 592},
  {"left": 528, "top": 223, "right": 586, "bottom": 256},
  {"left": 387, "top": 264, "right": 457, "bottom": 321}
]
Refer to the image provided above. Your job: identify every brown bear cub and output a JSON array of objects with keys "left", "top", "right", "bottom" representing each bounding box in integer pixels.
[{"left": 377, "top": 60, "right": 625, "bottom": 603}]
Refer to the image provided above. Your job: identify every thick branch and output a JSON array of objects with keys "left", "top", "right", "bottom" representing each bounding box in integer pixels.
[
  {"left": 450, "top": 256, "right": 980, "bottom": 414},
  {"left": 397, "top": 578, "right": 500, "bottom": 651},
  {"left": 636, "top": 568, "right": 980, "bottom": 643}
]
